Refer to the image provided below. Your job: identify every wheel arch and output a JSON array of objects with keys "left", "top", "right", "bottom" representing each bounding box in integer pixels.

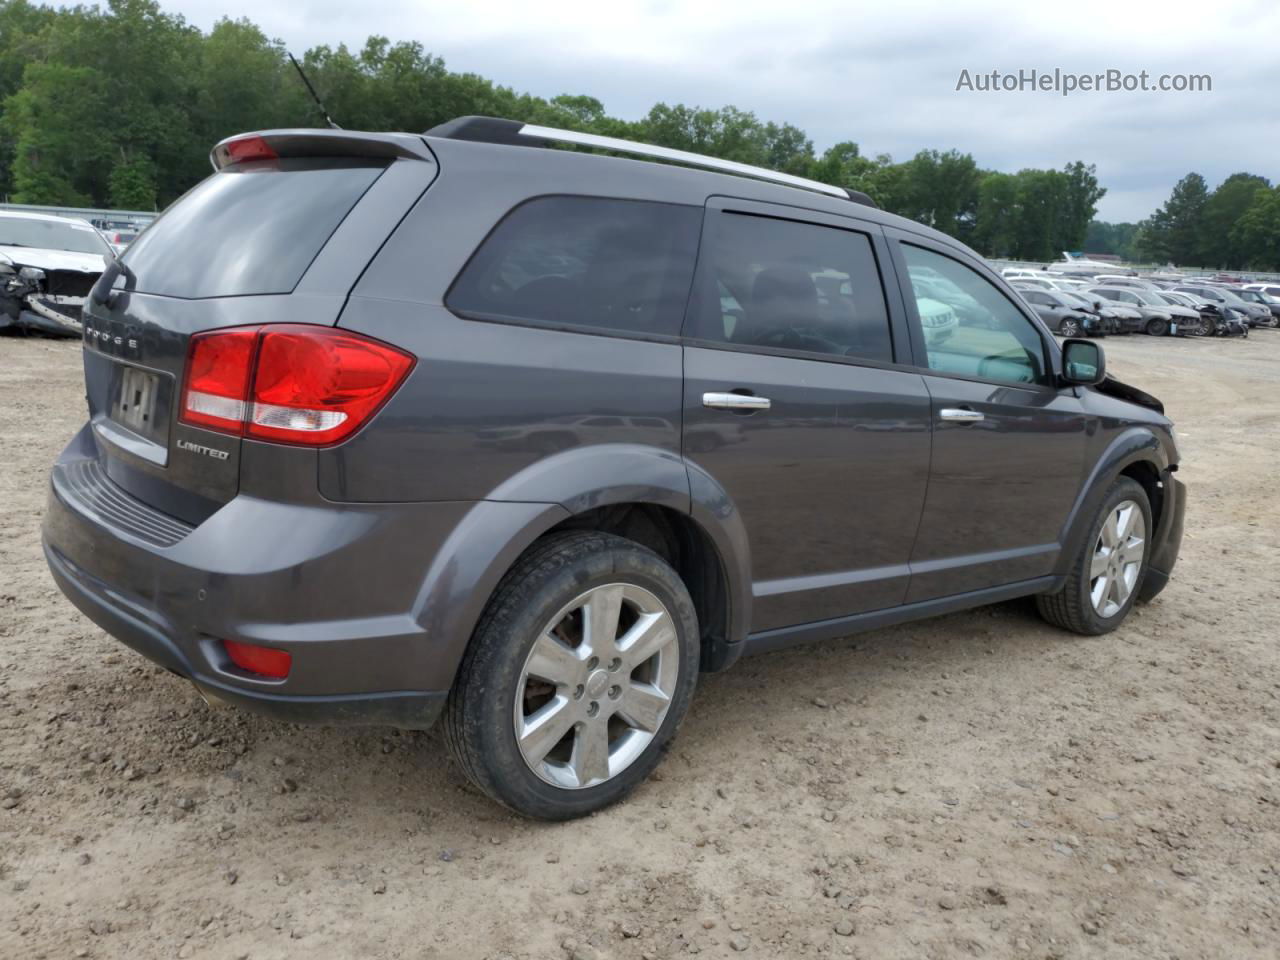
[
  {"left": 1054, "top": 427, "right": 1172, "bottom": 580},
  {"left": 414, "top": 444, "right": 752, "bottom": 692}
]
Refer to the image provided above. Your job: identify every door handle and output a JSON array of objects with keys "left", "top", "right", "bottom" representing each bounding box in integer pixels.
[
  {"left": 703, "top": 392, "right": 771, "bottom": 411},
  {"left": 939, "top": 407, "right": 984, "bottom": 423}
]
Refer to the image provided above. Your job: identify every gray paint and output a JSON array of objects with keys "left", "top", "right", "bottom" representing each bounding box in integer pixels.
[{"left": 42, "top": 125, "right": 1186, "bottom": 728}]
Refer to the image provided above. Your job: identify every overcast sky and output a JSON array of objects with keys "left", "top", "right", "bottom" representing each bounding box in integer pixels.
[{"left": 150, "top": 0, "right": 1279, "bottom": 222}]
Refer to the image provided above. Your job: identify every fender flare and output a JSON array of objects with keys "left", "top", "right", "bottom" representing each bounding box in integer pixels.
[
  {"left": 1054, "top": 427, "right": 1172, "bottom": 579},
  {"left": 411, "top": 444, "right": 753, "bottom": 687}
]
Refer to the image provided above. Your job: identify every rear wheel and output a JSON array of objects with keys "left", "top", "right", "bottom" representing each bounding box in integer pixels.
[
  {"left": 443, "top": 532, "right": 699, "bottom": 819},
  {"left": 1145, "top": 317, "right": 1169, "bottom": 337},
  {"left": 1036, "top": 477, "right": 1151, "bottom": 636}
]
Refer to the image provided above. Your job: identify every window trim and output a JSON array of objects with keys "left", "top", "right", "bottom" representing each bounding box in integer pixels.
[
  {"left": 679, "top": 200, "right": 905, "bottom": 368},
  {"left": 443, "top": 192, "right": 704, "bottom": 344},
  {"left": 888, "top": 231, "right": 1057, "bottom": 391}
]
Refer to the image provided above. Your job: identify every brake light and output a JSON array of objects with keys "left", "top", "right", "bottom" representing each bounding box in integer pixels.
[
  {"left": 223, "top": 640, "right": 292, "bottom": 679},
  {"left": 181, "top": 328, "right": 257, "bottom": 433},
  {"left": 179, "top": 325, "right": 413, "bottom": 446},
  {"left": 222, "top": 135, "right": 278, "bottom": 164}
]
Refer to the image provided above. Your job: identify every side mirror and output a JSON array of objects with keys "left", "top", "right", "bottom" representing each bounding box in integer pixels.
[{"left": 1061, "top": 338, "right": 1105, "bottom": 386}]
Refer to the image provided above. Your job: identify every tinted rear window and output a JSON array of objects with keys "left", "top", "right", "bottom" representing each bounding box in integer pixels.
[
  {"left": 446, "top": 196, "right": 701, "bottom": 338},
  {"left": 122, "top": 159, "right": 383, "bottom": 299}
]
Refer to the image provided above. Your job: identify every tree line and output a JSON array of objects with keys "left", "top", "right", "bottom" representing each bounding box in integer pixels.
[
  {"left": 6, "top": 0, "right": 1273, "bottom": 271},
  {"left": 0, "top": 0, "right": 1107, "bottom": 261}
]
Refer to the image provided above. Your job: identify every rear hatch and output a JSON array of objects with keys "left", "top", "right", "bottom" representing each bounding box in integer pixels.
[{"left": 79, "top": 131, "right": 438, "bottom": 524}]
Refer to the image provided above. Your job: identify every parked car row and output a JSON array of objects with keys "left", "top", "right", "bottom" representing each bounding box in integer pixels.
[{"left": 1002, "top": 265, "right": 1280, "bottom": 339}]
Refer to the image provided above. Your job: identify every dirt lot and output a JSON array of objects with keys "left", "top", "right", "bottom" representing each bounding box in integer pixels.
[{"left": 2, "top": 331, "right": 1278, "bottom": 960}]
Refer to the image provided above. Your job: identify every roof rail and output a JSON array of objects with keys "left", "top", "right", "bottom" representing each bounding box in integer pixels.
[{"left": 425, "top": 116, "right": 877, "bottom": 208}]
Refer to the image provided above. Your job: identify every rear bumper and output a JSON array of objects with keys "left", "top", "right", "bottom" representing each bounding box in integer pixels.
[
  {"left": 40, "top": 425, "right": 483, "bottom": 729},
  {"left": 1138, "top": 472, "right": 1185, "bottom": 603},
  {"left": 43, "top": 540, "right": 446, "bottom": 727}
]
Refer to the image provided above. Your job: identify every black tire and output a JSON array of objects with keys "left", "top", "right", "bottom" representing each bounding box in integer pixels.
[
  {"left": 1036, "top": 477, "right": 1152, "bottom": 636},
  {"left": 1059, "top": 318, "right": 1081, "bottom": 338},
  {"left": 442, "top": 531, "right": 700, "bottom": 820},
  {"left": 1145, "top": 317, "right": 1169, "bottom": 337}
]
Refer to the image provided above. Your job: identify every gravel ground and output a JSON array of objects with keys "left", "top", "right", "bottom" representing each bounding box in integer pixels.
[{"left": 2, "top": 331, "right": 1278, "bottom": 960}]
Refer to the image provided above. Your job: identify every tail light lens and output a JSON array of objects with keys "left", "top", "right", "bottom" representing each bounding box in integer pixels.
[{"left": 179, "top": 325, "right": 413, "bottom": 446}]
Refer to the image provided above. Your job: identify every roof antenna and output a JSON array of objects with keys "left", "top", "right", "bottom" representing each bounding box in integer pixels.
[{"left": 288, "top": 53, "right": 341, "bottom": 129}]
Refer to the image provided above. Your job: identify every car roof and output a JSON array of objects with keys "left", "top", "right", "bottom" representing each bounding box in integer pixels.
[
  {"left": 419, "top": 130, "right": 972, "bottom": 258},
  {"left": 0, "top": 209, "right": 95, "bottom": 226}
]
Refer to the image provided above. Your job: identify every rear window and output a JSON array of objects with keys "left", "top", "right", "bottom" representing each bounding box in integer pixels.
[
  {"left": 446, "top": 196, "right": 701, "bottom": 338},
  {"left": 122, "top": 159, "right": 384, "bottom": 299}
]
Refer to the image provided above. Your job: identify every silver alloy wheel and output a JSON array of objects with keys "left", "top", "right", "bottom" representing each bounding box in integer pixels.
[
  {"left": 1090, "top": 500, "right": 1146, "bottom": 618},
  {"left": 513, "top": 583, "right": 679, "bottom": 790}
]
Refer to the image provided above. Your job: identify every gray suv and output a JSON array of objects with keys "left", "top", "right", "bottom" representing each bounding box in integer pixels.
[{"left": 43, "top": 118, "right": 1186, "bottom": 819}]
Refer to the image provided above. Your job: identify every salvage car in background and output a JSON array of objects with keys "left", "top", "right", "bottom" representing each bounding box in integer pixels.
[
  {"left": 1014, "top": 286, "right": 1096, "bottom": 337},
  {"left": 1232, "top": 288, "right": 1280, "bottom": 326},
  {"left": 1175, "top": 284, "right": 1270, "bottom": 328},
  {"left": 1087, "top": 285, "right": 1178, "bottom": 336},
  {"left": 1076, "top": 291, "right": 1145, "bottom": 334},
  {"left": 0, "top": 211, "right": 111, "bottom": 336}
]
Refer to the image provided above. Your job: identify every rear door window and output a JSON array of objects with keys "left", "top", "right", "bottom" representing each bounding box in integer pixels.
[
  {"left": 684, "top": 211, "right": 893, "bottom": 363},
  {"left": 122, "top": 159, "right": 384, "bottom": 299},
  {"left": 446, "top": 196, "right": 701, "bottom": 338}
]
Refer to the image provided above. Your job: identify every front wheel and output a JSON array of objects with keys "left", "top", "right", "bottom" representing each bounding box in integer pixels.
[
  {"left": 1145, "top": 317, "right": 1169, "bottom": 337},
  {"left": 442, "top": 532, "right": 700, "bottom": 819},
  {"left": 1059, "top": 318, "right": 1081, "bottom": 338},
  {"left": 1036, "top": 477, "right": 1152, "bottom": 636}
]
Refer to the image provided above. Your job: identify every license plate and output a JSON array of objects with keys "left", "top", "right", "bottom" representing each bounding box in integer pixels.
[{"left": 114, "top": 366, "right": 160, "bottom": 434}]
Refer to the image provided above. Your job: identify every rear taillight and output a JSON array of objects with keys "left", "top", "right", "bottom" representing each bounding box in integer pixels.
[
  {"left": 223, "top": 640, "right": 292, "bottom": 679},
  {"left": 179, "top": 325, "right": 413, "bottom": 446},
  {"left": 181, "top": 328, "right": 257, "bottom": 433}
]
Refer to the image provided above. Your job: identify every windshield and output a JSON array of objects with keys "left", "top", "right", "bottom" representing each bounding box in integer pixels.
[
  {"left": 0, "top": 216, "right": 111, "bottom": 256},
  {"left": 1060, "top": 292, "right": 1091, "bottom": 308},
  {"left": 1131, "top": 290, "right": 1166, "bottom": 306}
]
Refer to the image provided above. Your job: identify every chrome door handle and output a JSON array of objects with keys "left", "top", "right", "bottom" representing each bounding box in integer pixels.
[
  {"left": 939, "top": 408, "right": 984, "bottom": 423},
  {"left": 703, "top": 392, "right": 771, "bottom": 411}
]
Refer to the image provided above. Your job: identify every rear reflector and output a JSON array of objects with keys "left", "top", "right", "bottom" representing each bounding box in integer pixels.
[
  {"left": 178, "top": 325, "right": 414, "bottom": 446},
  {"left": 223, "top": 640, "right": 292, "bottom": 679}
]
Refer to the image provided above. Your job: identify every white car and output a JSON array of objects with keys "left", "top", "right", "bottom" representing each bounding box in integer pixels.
[
  {"left": 1242, "top": 282, "right": 1280, "bottom": 299},
  {"left": 1001, "top": 268, "right": 1043, "bottom": 281},
  {"left": 0, "top": 211, "right": 111, "bottom": 335},
  {"left": 916, "top": 296, "right": 958, "bottom": 345}
]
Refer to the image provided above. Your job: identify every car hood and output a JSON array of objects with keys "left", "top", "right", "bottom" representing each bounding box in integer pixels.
[
  {"left": 0, "top": 244, "right": 106, "bottom": 274},
  {"left": 1163, "top": 305, "right": 1199, "bottom": 319}
]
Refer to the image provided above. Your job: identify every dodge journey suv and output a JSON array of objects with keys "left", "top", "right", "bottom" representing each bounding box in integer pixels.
[{"left": 43, "top": 117, "right": 1186, "bottom": 820}]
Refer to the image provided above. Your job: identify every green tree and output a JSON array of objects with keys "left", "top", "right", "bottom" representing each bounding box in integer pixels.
[
  {"left": 1232, "top": 186, "right": 1280, "bottom": 270},
  {"left": 1138, "top": 173, "right": 1210, "bottom": 266},
  {"left": 1058, "top": 161, "right": 1106, "bottom": 253},
  {"left": 108, "top": 155, "right": 156, "bottom": 208},
  {"left": 3, "top": 61, "right": 111, "bottom": 204},
  {"left": 1084, "top": 221, "right": 1140, "bottom": 261},
  {"left": 1202, "top": 173, "right": 1271, "bottom": 268},
  {"left": 896, "top": 149, "right": 980, "bottom": 241}
]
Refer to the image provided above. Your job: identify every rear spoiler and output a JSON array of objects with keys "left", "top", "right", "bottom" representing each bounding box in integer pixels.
[{"left": 209, "top": 130, "right": 434, "bottom": 171}]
